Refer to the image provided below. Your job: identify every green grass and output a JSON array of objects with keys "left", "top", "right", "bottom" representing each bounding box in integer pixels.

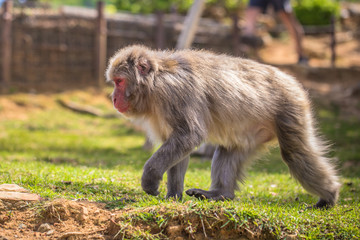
[{"left": 0, "top": 91, "right": 359, "bottom": 239}]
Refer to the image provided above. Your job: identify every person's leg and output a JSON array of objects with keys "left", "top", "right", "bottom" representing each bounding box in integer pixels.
[
  {"left": 241, "top": 0, "right": 266, "bottom": 48},
  {"left": 272, "top": 0, "right": 307, "bottom": 64},
  {"left": 278, "top": 11, "right": 306, "bottom": 62},
  {"left": 243, "top": 6, "right": 262, "bottom": 36},
  {"left": 243, "top": 0, "right": 268, "bottom": 35}
]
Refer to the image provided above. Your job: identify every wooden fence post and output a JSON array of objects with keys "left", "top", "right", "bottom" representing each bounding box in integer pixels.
[
  {"left": 1, "top": 0, "right": 13, "bottom": 91},
  {"left": 156, "top": 10, "right": 165, "bottom": 49},
  {"left": 232, "top": 14, "right": 240, "bottom": 56},
  {"left": 94, "top": 1, "right": 107, "bottom": 87},
  {"left": 330, "top": 15, "right": 336, "bottom": 68}
]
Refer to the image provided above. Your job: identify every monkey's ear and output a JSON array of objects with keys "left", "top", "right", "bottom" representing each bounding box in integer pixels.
[{"left": 136, "top": 58, "right": 151, "bottom": 76}]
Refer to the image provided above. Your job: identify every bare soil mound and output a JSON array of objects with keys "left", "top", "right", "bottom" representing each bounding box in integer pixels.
[
  {"left": 0, "top": 198, "right": 277, "bottom": 240},
  {"left": 0, "top": 199, "right": 110, "bottom": 239}
]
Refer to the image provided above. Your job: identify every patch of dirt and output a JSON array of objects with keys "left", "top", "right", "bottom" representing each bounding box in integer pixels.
[
  {"left": 0, "top": 199, "right": 279, "bottom": 240},
  {"left": 0, "top": 94, "right": 53, "bottom": 120},
  {"left": 0, "top": 88, "right": 113, "bottom": 121},
  {"left": 0, "top": 199, "right": 110, "bottom": 239},
  {"left": 259, "top": 31, "right": 360, "bottom": 68}
]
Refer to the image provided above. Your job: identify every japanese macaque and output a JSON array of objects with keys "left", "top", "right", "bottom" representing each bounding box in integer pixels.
[{"left": 106, "top": 45, "right": 340, "bottom": 208}]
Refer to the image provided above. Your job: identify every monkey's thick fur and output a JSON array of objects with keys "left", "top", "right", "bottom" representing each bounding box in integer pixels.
[{"left": 106, "top": 45, "right": 340, "bottom": 208}]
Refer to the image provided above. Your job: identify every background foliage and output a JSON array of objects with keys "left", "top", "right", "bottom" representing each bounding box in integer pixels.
[
  {"left": 293, "top": 0, "right": 340, "bottom": 26},
  {"left": 35, "top": 0, "right": 343, "bottom": 26}
]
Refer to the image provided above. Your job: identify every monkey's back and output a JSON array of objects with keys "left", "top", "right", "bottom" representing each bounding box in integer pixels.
[{"left": 156, "top": 49, "right": 311, "bottom": 149}]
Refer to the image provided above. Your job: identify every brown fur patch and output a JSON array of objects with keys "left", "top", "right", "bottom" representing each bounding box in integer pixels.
[{"left": 161, "top": 59, "right": 178, "bottom": 73}]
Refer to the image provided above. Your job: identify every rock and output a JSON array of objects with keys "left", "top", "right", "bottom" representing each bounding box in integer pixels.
[
  {"left": 0, "top": 191, "right": 41, "bottom": 201},
  {"left": 46, "top": 230, "right": 55, "bottom": 236},
  {"left": 0, "top": 184, "right": 41, "bottom": 202},
  {"left": 0, "top": 184, "right": 29, "bottom": 193},
  {"left": 38, "top": 223, "right": 52, "bottom": 233}
]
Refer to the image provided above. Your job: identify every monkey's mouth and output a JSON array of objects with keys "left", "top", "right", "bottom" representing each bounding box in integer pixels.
[{"left": 113, "top": 97, "right": 130, "bottom": 113}]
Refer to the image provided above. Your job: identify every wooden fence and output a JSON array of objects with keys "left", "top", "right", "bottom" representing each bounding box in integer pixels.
[
  {"left": 0, "top": 1, "right": 234, "bottom": 92},
  {"left": 0, "top": 1, "right": 106, "bottom": 91}
]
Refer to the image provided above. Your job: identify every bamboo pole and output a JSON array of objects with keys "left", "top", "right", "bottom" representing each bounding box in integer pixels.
[
  {"left": 176, "top": 0, "right": 205, "bottom": 49},
  {"left": 94, "top": 1, "right": 107, "bottom": 87},
  {"left": 1, "top": 0, "right": 13, "bottom": 90}
]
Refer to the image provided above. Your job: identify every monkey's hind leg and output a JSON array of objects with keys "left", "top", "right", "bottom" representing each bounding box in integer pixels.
[
  {"left": 275, "top": 109, "right": 341, "bottom": 208},
  {"left": 186, "top": 146, "right": 249, "bottom": 200},
  {"left": 166, "top": 156, "right": 190, "bottom": 200}
]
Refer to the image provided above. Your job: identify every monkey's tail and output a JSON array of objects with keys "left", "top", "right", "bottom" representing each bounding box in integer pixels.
[{"left": 275, "top": 107, "right": 340, "bottom": 206}]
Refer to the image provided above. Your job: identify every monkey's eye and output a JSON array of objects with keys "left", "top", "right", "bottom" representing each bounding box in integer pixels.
[{"left": 114, "top": 77, "right": 125, "bottom": 86}]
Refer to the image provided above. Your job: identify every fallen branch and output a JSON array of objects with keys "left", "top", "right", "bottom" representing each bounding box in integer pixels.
[{"left": 57, "top": 99, "right": 104, "bottom": 117}]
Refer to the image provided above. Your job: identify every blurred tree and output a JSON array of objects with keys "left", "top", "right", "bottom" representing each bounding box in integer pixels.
[
  {"left": 39, "top": 0, "right": 116, "bottom": 9},
  {"left": 113, "top": 0, "right": 248, "bottom": 15},
  {"left": 114, "top": 0, "right": 178, "bottom": 14},
  {"left": 293, "top": 0, "right": 340, "bottom": 26}
]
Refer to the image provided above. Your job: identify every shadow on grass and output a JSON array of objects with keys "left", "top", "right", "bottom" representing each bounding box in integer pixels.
[
  {"left": 48, "top": 180, "right": 143, "bottom": 200},
  {"left": 36, "top": 145, "right": 151, "bottom": 170}
]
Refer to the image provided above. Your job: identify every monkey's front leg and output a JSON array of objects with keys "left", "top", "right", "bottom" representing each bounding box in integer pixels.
[
  {"left": 141, "top": 135, "right": 200, "bottom": 196},
  {"left": 166, "top": 156, "right": 190, "bottom": 199}
]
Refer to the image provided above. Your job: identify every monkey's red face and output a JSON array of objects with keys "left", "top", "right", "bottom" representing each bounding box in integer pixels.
[
  {"left": 107, "top": 46, "right": 156, "bottom": 115},
  {"left": 112, "top": 76, "right": 130, "bottom": 113}
]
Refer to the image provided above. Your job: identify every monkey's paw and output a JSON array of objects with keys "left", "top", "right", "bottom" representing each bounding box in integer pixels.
[
  {"left": 141, "top": 167, "right": 161, "bottom": 196},
  {"left": 166, "top": 192, "right": 183, "bottom": 200},
  {"left": 141, "top": 180, "right": 160, "bottom": 196},
  {"left": 306, "top": 199, "right": 333, "bottom": 210},
  {"left": 186, "top": 188, "right": 234, "bottom": 201}
]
